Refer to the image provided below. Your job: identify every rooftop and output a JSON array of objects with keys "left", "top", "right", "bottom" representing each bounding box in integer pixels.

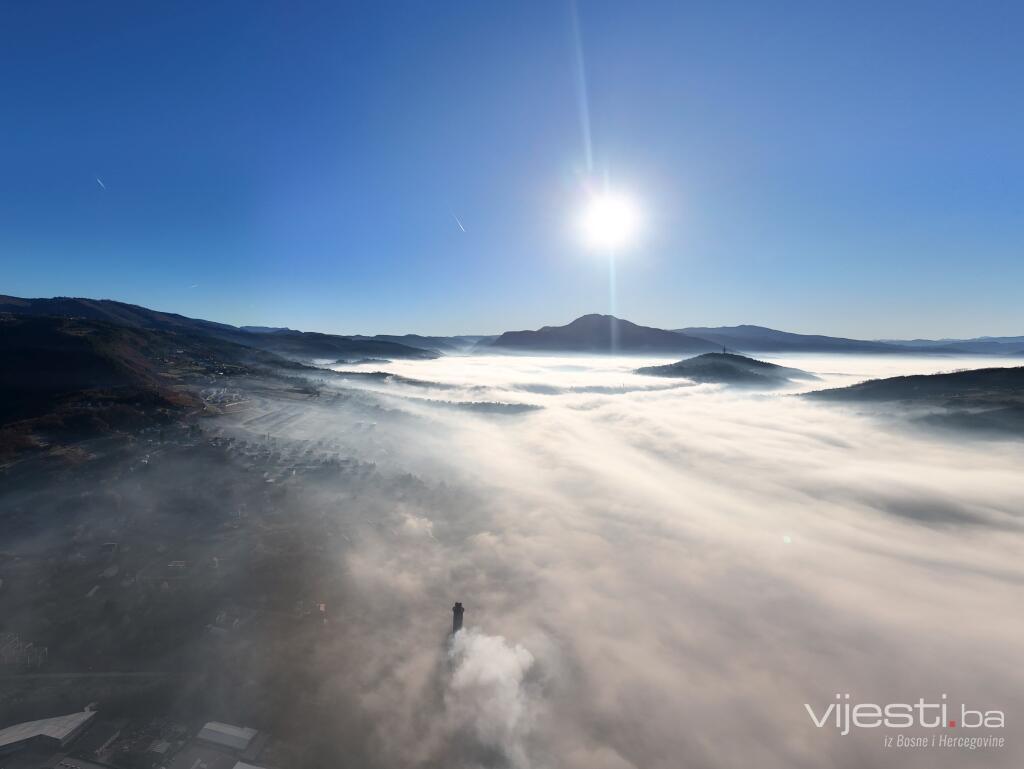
[
  {"left": 0, "top": 710, "right": 96, "bottom": 750},
  {"left": 197, "top": 722, "right": 258, "bottom": 752}
]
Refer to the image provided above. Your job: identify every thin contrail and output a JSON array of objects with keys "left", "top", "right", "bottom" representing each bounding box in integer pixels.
[
  {"left": 453, "top": 214, "right": 466, "bottom": 233},
  {"left": 96, "top": 177, "right": 106, "bottom": 190}
]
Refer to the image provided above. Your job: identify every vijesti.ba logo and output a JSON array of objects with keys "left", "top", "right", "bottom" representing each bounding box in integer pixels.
[{"left": 805, "top": 693, "right": 1004, "bottom": 736}]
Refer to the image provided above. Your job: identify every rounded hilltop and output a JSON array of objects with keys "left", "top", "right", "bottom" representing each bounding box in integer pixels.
[{"left": 635, "top": 352, "right": 818, "bottom": 388}]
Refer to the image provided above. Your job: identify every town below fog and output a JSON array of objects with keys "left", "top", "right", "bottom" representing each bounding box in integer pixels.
[{"left": 2, "top": 320, "right": 1023, "bottom": 768}]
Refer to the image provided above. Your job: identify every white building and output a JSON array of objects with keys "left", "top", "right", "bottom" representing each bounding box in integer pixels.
[{"left": 196, "top": 721, "right": 258, "bottom": 752}]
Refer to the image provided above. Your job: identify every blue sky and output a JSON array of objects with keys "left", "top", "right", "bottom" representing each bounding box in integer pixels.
[{"left": 2, "top": 1, "right": 1021, "bottom": 337}]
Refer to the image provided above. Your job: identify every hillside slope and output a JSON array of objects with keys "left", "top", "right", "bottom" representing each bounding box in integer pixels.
[
  {"left": 636, "top": 352, "right": 817, "bottom": 387},
  {"left": 0, "top": 296, "right": 439, "bottom": 362},
  {"left": 805, "top": 366, "right": 1024, "bottom": 435}
]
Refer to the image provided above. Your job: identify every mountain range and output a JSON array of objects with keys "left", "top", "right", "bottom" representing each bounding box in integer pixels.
[
  {"left": 3, "top": 295, "right": 1023, "bottom": 358},
  {"left": 3, "top": 295, "right": 1023, "bottom": 456},
  {"left": 876, "top": 336, "right": 1024, "bottom": 355},
  {"left": 490, "top": 314, "right": 719, "bottom": 354},
  {"left": 677, "top": 325, "right": 1024, "bottom": 355},
  {"left": 487, "top": 315, "right": 1024, "bottom": 356},
  {"left": 676, "top": 325, "right": 896, "bottom": 353},
  {"left": 350, "top": 333, "right": 494, "bottom": 355},
  {"left": 0, "top": 296, "right": 439, "bottom": 362}
]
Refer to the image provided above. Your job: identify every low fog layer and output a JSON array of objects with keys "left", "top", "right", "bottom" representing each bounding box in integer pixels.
[
  {"left": 5, "top": 352, "right": 1020, "bottom": 768},
  {"left": 286, "top": 353, "right": 1020, "bottom": 768}
]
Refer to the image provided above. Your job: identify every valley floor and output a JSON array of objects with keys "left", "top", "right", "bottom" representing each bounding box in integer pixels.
[{"left": 2, "top": 353, "right": 1022, "bottom": 768}]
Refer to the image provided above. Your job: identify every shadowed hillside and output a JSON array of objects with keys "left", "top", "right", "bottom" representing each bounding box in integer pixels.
[
  {"left": 0, "top": 316, "right": 205, "bottom": 457},
  {"left": 0, "top": 314, "right": 314, "bottom": 459},
  {"left": 806, "top": 366, "right": 1024, "bottom": 403},
  {"left": 0, "top": 296, "right": 440, "bottom": 362},
  {"left": 805, "top": 366, "right": 1024, "bottom": 434}
]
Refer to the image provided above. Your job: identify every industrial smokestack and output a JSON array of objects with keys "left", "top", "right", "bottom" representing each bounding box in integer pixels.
[{"left": 452, "top": 601, "right": 464, "bottom": 634}]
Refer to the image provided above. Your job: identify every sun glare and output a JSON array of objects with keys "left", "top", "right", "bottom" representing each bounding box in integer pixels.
[{"left": 578, "top": 190, "right": 642, "bottom": 252}]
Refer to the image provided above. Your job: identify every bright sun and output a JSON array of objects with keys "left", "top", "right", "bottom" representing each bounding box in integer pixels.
[{"left": 578, "top": 190, "right": 642, "bottom": 252}]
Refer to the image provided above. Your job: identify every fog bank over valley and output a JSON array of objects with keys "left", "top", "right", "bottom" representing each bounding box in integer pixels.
[
  {"left": 309, "top": 353, "right": 1024, "bottom": 767},
  {"left": 3, "top": 351, "right": 1021, "bottom": 768}
]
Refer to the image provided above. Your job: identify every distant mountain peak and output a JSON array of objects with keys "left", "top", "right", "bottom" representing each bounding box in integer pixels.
[{"left": 491, "top": 314, "right": 718, "bottom": 354}]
